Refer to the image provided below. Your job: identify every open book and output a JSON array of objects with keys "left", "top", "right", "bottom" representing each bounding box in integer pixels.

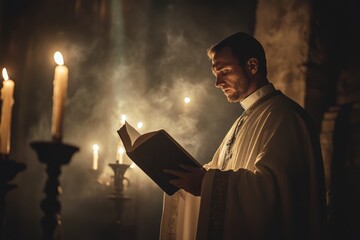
[{"left": 117, "top": 122, "right": 202, "bottom": 195}]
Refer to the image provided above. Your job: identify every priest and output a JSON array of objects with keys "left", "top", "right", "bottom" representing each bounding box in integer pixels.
[{"left": 161, "top": 32, "right": 327, "bottom": 240}]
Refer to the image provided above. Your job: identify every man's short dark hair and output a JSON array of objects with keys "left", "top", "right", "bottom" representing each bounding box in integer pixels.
[{"left": 207, "top": 32, "right": 268, "bottom": 76}]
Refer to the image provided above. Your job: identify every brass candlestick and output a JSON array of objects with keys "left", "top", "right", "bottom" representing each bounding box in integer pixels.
[
  {"left": 30, "top": 141, "right": 79, "bottom": 240},
  {"left": 108, "top": 160, "right": 131, "bottom": 224},
  {"left": 0, "top": 155, "right": 26, "bottom": 232}
]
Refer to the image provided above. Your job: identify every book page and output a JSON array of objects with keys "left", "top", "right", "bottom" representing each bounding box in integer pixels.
[
  {"left": 133, "top": 131, "right": 159, "bottom": 149},
  {"left": 118, "top": 122, "right": 133, "bottom": 152},
  {"left": 124, "top": 121, "right": 141, "bottom": 146},
  {"left": 118, "top": 122, "right": 159, "bottom": 152}
]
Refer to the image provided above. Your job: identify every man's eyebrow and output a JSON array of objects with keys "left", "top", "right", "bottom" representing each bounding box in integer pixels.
[{"left": 212, "top": 63, "right": 226, "bottom": 72}]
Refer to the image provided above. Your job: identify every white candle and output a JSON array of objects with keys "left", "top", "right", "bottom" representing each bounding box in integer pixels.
[
  {"left": 92, "top": 144, "right": 99, "bottom": 170},
  {"left": 51, "top": 51, "right": 68, "bottom": 140},
  {"left": 116, "top": 141, "right": 121, "bottom": 161},
  {"left": 0, "top": 68, "right": 15, "bottom": 155},
  {"left": 118, "top": 146, "right": 125, "bottom": 164}
]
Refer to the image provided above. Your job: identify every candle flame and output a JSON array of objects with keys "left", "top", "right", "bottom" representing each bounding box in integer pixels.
[
  {"left": 2, "top": 68, "right": 9, "bottom": 81},
  {"left": 54, "top": 51, "right": 64, "bottom": 65},
  {"left": 93, "top": 144, "right": 99, "bottom": 151},
  {"left": 118, "top": 146, "right": 125, "bottom": 154},
  {"left": 121, "top": 114, "right": 127, "bottom": 124},
  {"left": 184, "top": 97, "right": 191, "bottom": 103}
]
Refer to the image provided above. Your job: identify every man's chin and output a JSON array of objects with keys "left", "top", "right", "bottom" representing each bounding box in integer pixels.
[{"left": 226, "top": 95, "right": 240, "bottom": 103}]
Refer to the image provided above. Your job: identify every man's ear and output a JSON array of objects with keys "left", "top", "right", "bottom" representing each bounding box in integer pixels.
[{"left": 246, "top": 58, "right": 258, "bottom": 75}]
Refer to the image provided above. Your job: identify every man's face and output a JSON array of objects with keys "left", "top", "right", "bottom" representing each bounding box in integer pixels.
[{"left": 211, "top": 47, "right": 251, "bottom": 102}]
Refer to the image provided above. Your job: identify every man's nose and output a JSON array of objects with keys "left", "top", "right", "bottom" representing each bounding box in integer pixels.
[{"left": 215, "top": 77, "right": 225, "bottom": 88}]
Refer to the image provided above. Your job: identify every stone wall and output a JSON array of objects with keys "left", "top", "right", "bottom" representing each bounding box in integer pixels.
[
  {"left": 254, "top": 1, "right": 360, "bottom": 238},
  {"left": 254, "top": 0, "right": 312, "bottom": 107}
]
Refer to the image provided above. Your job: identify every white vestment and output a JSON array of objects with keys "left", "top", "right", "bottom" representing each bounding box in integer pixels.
[{"left": 160, "top": 84, "right": 326, "bottom": 240}]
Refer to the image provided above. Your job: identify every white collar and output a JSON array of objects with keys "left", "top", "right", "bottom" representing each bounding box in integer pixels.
[{"left": 240, "top": 83, "right": 276, "bottom": 110}]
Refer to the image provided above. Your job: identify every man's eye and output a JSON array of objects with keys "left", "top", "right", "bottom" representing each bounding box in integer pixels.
[{"left": 220, "top": 69, "right": 230, "bottom": 75}]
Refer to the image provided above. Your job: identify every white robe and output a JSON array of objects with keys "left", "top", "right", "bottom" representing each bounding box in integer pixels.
[{"left": 160, "top": 85, "right": 326, "bottom": 240}]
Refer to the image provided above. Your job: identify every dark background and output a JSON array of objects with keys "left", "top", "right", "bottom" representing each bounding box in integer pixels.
[{"left": 1, "top": 0, "right": 360, "bottom": 239}]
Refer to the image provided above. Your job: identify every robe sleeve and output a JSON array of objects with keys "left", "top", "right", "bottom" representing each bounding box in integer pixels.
[{"left": 196, "top": 110, "right": 326, "bottom": 240}]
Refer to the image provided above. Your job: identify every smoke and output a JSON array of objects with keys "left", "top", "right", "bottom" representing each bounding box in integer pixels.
[{"left": 5, "top": 1, "right": 254, "bottom": 239}]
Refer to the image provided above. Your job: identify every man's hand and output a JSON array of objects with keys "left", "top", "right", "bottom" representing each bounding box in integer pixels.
[{"left": 164, "top": 165, "right": 206, "bottom": 196}]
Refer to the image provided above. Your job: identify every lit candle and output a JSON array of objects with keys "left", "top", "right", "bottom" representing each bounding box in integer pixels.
[
  {"left": 184, "top": 97, "right": 191, "bottom": 103},
  {"left": 0, "top": 68, "right": 15, "bottom": 155},
  {"left": 118, "top": 146, "right": 125, "bottom": 164},
  {"left": 51, "top": 51, "right": 68, "bottom": 141},
  {"left": 92, "top": 144, "right": 99, "bottom": 170},
  {"left": 121, "top": 114, "right": 127, "bottom": 125},
  {"left": 116, "top": 141, "right": 121, "bottom": 161}
]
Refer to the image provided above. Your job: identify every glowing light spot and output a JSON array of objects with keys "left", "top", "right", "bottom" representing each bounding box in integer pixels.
[
  {"left": 137, "top": 122, "right": 143, "bottom": 129},
  {"left": 184, "top": 97, "right": 191, "bottom": 103},
  {"left": 54, "top": 51, "right": 64, "bottom": 65},
  {"left": 121, "top": 114, "right": 127, "bottom": 124},
  {"left": 92, "top": 144, "right": 99, "bottom": 151},
  {"left": 118, "top": 146, "right": 125, "bottom": 154},
  {"left": 2, "top": 68, "right": 9, "bottom": 80}
]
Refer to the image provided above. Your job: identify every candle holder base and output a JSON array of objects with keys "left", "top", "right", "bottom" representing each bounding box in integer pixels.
[
  {"left": 108, "top": 194, "right": 132, "bottom": 225},
  {"left": 88, "top": 168, "right": 100, "bottom": 182},
  {"left": 108, "top": 161, "right": 132, "bottom": 225},
  {"left": 87, "top": 168, "right": 105, "bottom": 193},
  {"left": 30, "top": 141, "right": 79, "bottom": 240}
]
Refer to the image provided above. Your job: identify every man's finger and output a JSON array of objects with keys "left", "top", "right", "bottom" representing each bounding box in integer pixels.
[
  {"left": 164, "top": 169, "right": 187, "bottom": 177},
  {"left": 169, "top": 179, "right": 184, "bottom": 189},
  {"left": 179, "top": 164, "right": 202, "bottom": 172}
]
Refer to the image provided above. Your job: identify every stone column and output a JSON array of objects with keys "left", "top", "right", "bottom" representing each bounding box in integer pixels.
[{"left": 254, "top": 0, "right": 312, "bottom": 107}]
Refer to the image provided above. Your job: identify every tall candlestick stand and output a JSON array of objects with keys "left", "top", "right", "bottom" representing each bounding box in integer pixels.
[
  {"left": 0, "top": 155, "right": 26, "bottom": 232},
  {"left": 88, "top": 168, "right": 99, "bottom": 180},
  {"left": 108, "top": 160, "right": 131, "bottom": 225},
  {"left": 30, "top": 141, "right": 79, "bottom": 240},
  {"left": 88, "top": 168, "right": 103, "bottom": 193}
]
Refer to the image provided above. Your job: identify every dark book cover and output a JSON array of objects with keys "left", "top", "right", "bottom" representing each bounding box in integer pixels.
[{"left": 117, "top": 122, "right": 202, "bottom": 195}]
